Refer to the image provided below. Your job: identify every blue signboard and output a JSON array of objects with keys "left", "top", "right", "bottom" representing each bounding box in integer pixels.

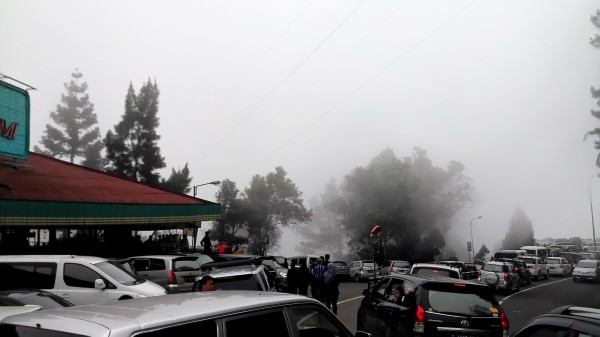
[{"left": 0, "top": 80, "right": 30, "bottom": 159}]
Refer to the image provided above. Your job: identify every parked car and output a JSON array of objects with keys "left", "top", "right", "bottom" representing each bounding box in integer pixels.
[
  {"left": 380, "top": 260, "right": 411, "bottom": 276},
  {"left": 572, "top": 259, "right": 600, "bottom": 283},
  {"left": 0, "top": 291, "right": 370, "bottom": 337},
  {"left": 545, "top": 256, "right": 573, "bottom": 277},
  {"left": 125, "top": 254, "right": 205, "bottom": 293},
  {"left": 519, "top": 245, "right": 549, "bottom": 261},
  {"left": 202, "top": 255, "right": 287, "bottom": 291},
  {"left": 513, "top": 306, "right": 600, "bottom": 337},
  {"left": 0, "top": 290, "right": 73, "bottom": 309},
  {"left": 520, "top": 256, "right": 549, "bottom": 281},
  {"left": 492, "top": 249, "right": 528, "bottom": 260},
  {"left": 357, "top": 274, "right": 509, "bottom": 337},
  {"left": 409, "top": 263, "right": 462, "bottom": 279},
  {"left": 496, "top": 258, "right": 532, "bottom": 286},
  {"left": 332, "top": 260, "right": 350, "bottom": 281},
  {"left": 0, "top": 306, "right": 42, "bottom": 323},
  {"left": 479, "top": 261, "right": 520, "bottom": 294},
  {"left": 349, "top": 260, "right": 380, "bottom": 282},
  {"left": 193, "top": 264, "right": 274, "bottom": 292},
  {"left": 0, "top": 255, "right": 166, "bottom": 305}
]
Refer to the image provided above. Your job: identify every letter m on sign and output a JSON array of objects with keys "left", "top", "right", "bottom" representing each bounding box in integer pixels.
[{"left": 0, "top": 118, "right": 18, "bottom": 140}]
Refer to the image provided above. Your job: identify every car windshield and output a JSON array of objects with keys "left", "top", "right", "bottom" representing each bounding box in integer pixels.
[
  {"left": 394, "top": 262, "right": 410, "bottom": 268},
  {"left": 95, "top": 261, "right": 141, "bottom": 285},
  {"left": 425, "top": 284, "right": 500, "bottom": 317},
  {"left": 577, "top": 261, "right": 598, "bottom": 268},
  {"left": 194, "top": 254, "right": 214, "bottom": 265},
  {"left": 362, "top": 262, "right": 375, "bottom": 268},
  {"left": 212, "top": 274, "right": 264, "bottom": 291},
  {"left": 173, "top": 258, "right": 202, "bottom": 271}
]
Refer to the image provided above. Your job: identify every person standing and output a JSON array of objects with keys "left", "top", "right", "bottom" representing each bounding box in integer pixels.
[
  {"left": 217, "top": 242, "right": 227, "bottom": 254},
  {"left": 297, "top": 261, "right": 311, "bottom": 296},
  {"left": 323, "top": 260, "right": 340, "bottom": 314},
  {"left": 286, "top": 261, "right": 299, "bottom": 294},
  {"left": 311, "top": 257, "right": 326, "bottom": 302},
  {"left": 200, "top": 231, "right": 212, "bottom": 255}
]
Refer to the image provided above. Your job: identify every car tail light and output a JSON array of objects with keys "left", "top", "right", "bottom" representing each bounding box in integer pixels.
[
  {"left": 413, "top": 305, "right": 425, "bottom": 333},
  {"left": 560, "top": 263, "right": 564, "bottom": 268},
  {"left": 530, "top": 265, "right": 536, "bottom": 269},
  {"left": 500, "top": 312, "right": 509, "bottom": 336},
  {"left": 390, "top": 266, "right": 394, "bottom": 273},
  {"left": 503, "top": 273, "right": 508, "bottom": 280},
  {"left": 169, "top": 270, "right": 177, "bottom": 284}
]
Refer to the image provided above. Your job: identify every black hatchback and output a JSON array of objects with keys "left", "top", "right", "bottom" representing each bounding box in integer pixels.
[{"left": 357, "top": 274, "right": 509, "bottom": 337}]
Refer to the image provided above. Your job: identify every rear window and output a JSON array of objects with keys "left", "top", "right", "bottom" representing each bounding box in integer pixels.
[
  {"left": 545, "top": 258, "right": 561, "bottom": 264},
  {"left": 412, "top": 267, "right": 459, "bottom": 278},
  {"left": 577, "top": 261, "right": 598, "bottom": 268},
  {"left": 520, "top": 257, "right": 535, "bottom": 264},
  {"left": 213, "top": 273, "right": 265, "bottom": 291},
  {"left": 483, "top": 264, "right": 504, "bottom": 272},
  {"left": 393, "top": 261, "right": 410, "bottom": 268},
  {"left": 423, "top": 284, "right": 500, "bottom": 317},
  {"left": 173, "top": 258, "right": 201, "bottom": 271}
]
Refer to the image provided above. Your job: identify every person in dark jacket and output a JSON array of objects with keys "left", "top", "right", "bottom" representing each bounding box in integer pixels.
[
  {"left": 297, "top": 261, "right": 311, "bottom": 296},
  {"left": 286, "top": 261, "right": 299, "bottom": 294}
]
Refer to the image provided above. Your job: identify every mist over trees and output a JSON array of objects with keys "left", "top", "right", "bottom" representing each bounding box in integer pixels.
[
  {"left": 34, "top": 69, "right": 104, "bottom": 169},
  {"left": 502, "top": 207, "right": 535, "bottom": 249},
  {"left": 215, "top": 168, "right": 312, "bottom": 255},
  {"left": 296, "top": 147, "right": 473, "bottom": 263},
  {"left": 474, "top": 244, "right": 490, "bottom": 260}
]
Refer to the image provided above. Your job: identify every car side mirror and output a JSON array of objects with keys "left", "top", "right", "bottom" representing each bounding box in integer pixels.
[{"left": 94, "top": 278, "right": 106, "bottom": 289}]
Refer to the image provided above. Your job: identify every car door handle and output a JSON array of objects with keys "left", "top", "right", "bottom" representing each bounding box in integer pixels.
[{"left": 60, "top": 293, "right": 70, "bottom": 298}]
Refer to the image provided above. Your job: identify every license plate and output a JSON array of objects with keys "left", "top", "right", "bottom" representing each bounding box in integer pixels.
[{"left": 184, "top": 276, "right": 196, "bottom": 282}]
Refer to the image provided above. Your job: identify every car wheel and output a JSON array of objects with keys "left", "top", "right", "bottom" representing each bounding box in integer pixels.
[
  {"left": 354, "top": 274, "right": 360, "bottom": 282},
  {"left": 573, "top": 276, "right": 577, "bottom": 282},
  {"left": 505, "top": 281, "right": 513, "bottom": 295},
  {"left": 563, "top": 270, "right": 566, "bottom": 278},
  {"left": 515, "top": 279, "right": 520, "bottom": 292},
  {"left": 545, "top": 271, "right": 549, "bottom": 280},
  {"left": 527, "top": 276, "right": 532, "bottom": 285}
]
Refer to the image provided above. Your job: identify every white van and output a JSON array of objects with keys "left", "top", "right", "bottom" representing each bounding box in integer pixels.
[
  {"left": 0, "top": 255, "right": 166, "bottom": 305},
  {"left": 492, "top": 250, "right": 528, "bottom": 261},
  {"left": 520, "top": 246, "right": 549, "bottom": 261}
]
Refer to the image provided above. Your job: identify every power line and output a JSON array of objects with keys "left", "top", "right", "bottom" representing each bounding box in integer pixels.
[
  {"left": 198, "top": 0, "right": 367, "bottom": 162},
  {"left": 271, "top": 0, "right": 478, "bottom": 154}
]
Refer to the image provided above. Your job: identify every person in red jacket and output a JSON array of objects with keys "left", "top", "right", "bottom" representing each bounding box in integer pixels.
[{"left": 217, "top": 242, "right": 226, "bottom": 254}]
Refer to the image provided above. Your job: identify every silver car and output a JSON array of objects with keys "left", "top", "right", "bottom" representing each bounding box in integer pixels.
[
  {"left": 380, "top": 260, "right": 411, "bottom": 276},
  {"left": 520, "top": 256, "right": 549, "bottom": 281},
  {"left": 573, "top": 260, "right": 600, "bottom": 283},
  {"left": 125, "top": 254, "right": 207, "bottom": 293},
  {"left": 349, "top": 260, "right": 380, "bottom": 282},
  {"left": 0, "top": 291, "right": 369, "bottom": 337}
]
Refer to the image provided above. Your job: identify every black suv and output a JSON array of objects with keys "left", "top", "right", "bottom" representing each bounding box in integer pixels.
[
  {"left": 513, "top": 306, "right": 600, "bottom": 337},
  {"left": 357, "top": 274, "right": 508, "bottom": 337},
  {"left": 496, "top": 258, "right": 532, "bottom": 286}
]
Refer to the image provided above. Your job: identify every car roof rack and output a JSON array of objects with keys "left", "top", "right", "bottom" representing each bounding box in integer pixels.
[
  {"left": 201, "top": 257, "right": 265, "bottom": 270},
  {"left": 550, "top": 305, "right": 600, "bottom": 317}
]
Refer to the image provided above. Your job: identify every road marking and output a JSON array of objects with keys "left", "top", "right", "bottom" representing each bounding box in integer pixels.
[
  {"left": 339, "top": 296, "right": 364, "bottom": 304},
  {"left": 499, "top": 278, "right": 570, "bottom": 304}
]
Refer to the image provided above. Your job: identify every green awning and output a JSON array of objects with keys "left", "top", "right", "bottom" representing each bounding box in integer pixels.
[{"left": 0, "top": 200, "right": 221, "bottom": 226}]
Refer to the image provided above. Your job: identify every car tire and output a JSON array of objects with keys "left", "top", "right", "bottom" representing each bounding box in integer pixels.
[
  {"left": 484, "top": 272, "right": 499, "bottom": 286},
  {"left": 573, "top": 277, "right": 577, "bottom": 282},
  {"left": 354, "top": 274, "right": 360, "bottom": 282},
  {"left": 515, "top": 279, "right": 520, "bottom": 292},
  {"left": 505, "top": 281, "right": 513, "bottom": 295}
]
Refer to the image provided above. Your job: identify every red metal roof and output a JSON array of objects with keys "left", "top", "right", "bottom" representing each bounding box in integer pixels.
[{"left": 0, "top": 153, "right": 212, "bottom": 205}]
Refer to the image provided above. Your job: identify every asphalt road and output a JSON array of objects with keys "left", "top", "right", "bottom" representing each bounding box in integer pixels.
[{"left": 333, "top": 275, "right": 600, "bottom": 336}]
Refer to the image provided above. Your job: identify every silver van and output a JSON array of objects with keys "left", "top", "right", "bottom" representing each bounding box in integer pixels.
[
  {"left": 520, "top": 246, "right": 548, "bottom": 261},
  {"left": 493, "top": 249, "right": 528, "bottom": 260},
  {"left": 0, "top": 291, "right": 369, "bottom": 337},
  {"left": 0, "top": 255, "right": 166, "bottom": 305}
]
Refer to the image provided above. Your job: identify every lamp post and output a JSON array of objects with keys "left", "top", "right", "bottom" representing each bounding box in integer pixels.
[
  {"left": 470, "top": 216, "right": 482, "bottom": 263},
  {"left": 192, "top": 181, "right": 221, "bottom": 198}
]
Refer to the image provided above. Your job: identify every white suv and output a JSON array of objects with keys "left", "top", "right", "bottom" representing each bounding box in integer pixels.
[
  {"left": 520, "top": 256, "right": 549, "bottom": 281},
  {"left": 546, "top": 257, "right": 573, "bottom": 277}
]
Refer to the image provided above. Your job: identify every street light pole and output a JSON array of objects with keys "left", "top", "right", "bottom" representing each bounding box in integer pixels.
[
  {"left": 470, "top": 216, "right": 482, "bottom": 263},
  {"left": 193, "top": 181, "right": 221, "bottom": 198}
]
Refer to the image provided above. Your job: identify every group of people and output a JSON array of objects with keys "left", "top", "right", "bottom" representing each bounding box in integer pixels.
[
  {"left": 200, "top": 231, "right": 242, "bottom": 256},
  {"left": 286, "top": 254, "right": 340, "bottom": 315}
]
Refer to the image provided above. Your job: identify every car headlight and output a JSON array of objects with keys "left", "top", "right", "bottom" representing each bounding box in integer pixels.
[
  {"left": 135, "top": 293, "right": 148, "bottom": 298},
  {"left": 279, "top": 272, "right": 287, "bottom": 278}
]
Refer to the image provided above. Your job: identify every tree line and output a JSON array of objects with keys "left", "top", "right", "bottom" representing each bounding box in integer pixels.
[{"left": 34, "top": 69, "right": 537, "bottom": 261}]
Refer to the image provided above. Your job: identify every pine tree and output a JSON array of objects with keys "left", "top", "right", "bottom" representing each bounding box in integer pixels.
[
  {"left": 502, "top": 207, "right": 535, "bottom": 249},
  {"left": 34, "top": 69, "right": 104, "bottom": 169},
  {"left": 104, "top": 79, "right": 165, "bottom": 186},
  {"left": 160, "top": 163, "right": 193, "bottom": 194}
]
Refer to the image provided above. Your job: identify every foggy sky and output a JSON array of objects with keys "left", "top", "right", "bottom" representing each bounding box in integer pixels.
[{"left": 2, "top": 0, "right": 600, "bottom": 259}]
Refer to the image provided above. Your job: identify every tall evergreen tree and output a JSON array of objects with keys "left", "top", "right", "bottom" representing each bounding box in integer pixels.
[
  {"left": 104, "top": 79, "right": 165, "bottom": 186},
  {"left": 502, "top": 207, "right": 535, "bottom": 249},
  {"left": 585, "top": 10, "right": 600, "bottom": 167},
  {"left": 159, "top": 163, "right": 192, "bottom": 194},
  {"left": 212, "top": 179, "right": 250, "bottom": 246},
  {"left": 34, "top": 69, "right": 104, "bottom": 169}
]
